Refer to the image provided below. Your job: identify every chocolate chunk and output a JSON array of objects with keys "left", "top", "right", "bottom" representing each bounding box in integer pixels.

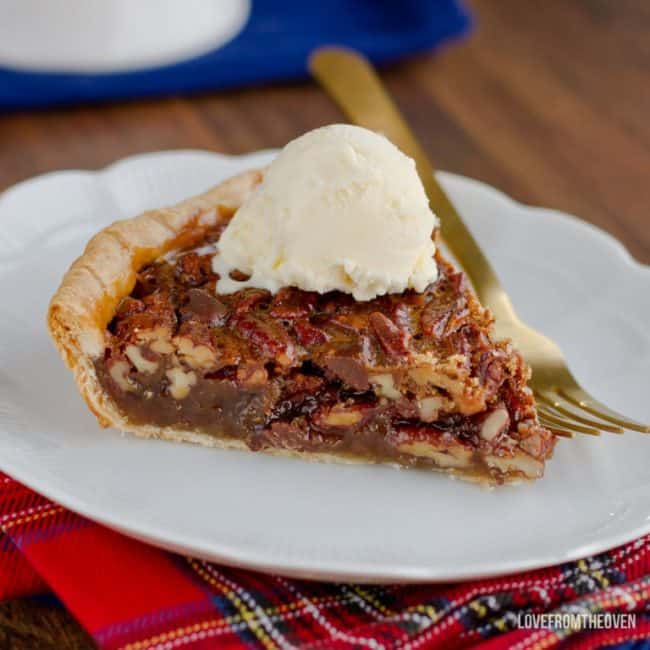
[
  {"left": 323, "top": 356, "right": 369, "bottom": 391},
  {"left": 181, "top": 289, "right": 228, "bottom": 326}
]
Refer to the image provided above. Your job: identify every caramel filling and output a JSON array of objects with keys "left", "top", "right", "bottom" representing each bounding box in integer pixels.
[{"left": 96, "top": 225, "right": 556, "bottom": 483}]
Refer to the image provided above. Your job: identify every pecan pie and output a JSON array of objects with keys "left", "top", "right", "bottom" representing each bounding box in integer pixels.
[{"left": 48, "top": 170, "right": 556, "bottom": 485}]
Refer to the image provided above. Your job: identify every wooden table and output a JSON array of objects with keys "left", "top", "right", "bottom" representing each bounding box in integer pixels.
[{"left": 1, "top": 0, "right": 648, "bottom": 647}]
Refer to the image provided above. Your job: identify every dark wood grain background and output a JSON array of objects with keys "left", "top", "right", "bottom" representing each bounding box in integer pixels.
[{"left": 0, "top": 0, "right": 648, "bottom": 647}]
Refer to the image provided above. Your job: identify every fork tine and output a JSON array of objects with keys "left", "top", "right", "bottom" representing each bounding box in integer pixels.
[
  {"left": 558, "top": 387, "right": 650, "bottom": 433},
  {"left": 537, "top": 419, "right": 574, "bottom": 439},
  {"left": 537, "top": 407, "right": 601, "bottom": 436},
  {"left": 534, "top": 391, "right": 624, "bottom": 434}
]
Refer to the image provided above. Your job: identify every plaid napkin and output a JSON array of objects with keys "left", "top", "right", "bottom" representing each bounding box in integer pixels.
[{"left": 1, "top": 472, "right": 649, "bottom": 649}]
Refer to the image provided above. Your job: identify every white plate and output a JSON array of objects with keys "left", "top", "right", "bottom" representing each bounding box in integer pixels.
[{"left": 0, "top": 150, "right": 649, "bottom": 583}]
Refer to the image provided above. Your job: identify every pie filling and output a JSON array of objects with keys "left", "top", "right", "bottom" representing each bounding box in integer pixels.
[{"left": 96, "top": 224, "right": 556, "bottom": 484}]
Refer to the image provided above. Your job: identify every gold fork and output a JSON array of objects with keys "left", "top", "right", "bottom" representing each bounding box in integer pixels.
[{"left": 309, "top": 47, "right": 649, "bottom": 439}]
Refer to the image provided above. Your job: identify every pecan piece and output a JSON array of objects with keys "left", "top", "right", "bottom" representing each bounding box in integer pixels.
[
  {"left": 125, "top": 344, "right": 159, "bottom": 374},
  {"left": 236, "top": 363, "right": 268, "bottom": 387},
  {"left": 233, "top": 314, "right": 295, "bottom": 366},
  {"left": 420, "top": 270, "right": 470, "bottom": 338},
  {"left": 283, "top": 372, "right": 325, "bottom": 397},
  {"left": 401, "top": 440, "right": 473, "bottom": 469},
  {"left": 418, "top": 396, "right": 445, "bottom": 422},
  {"left": 115, "top": 297, "right": 145, "bottom": 320},
  {"left": 166, "top": 366, "right": 197, "bottom": 400},
  {"left": 113, "top": 291, "right": 176, "bottom": 343},
  {"left": 479, "top": 408, "right": 510, "bottom": 442},
  {"left": 173, "top": 335, "right": 218, "bottom": 370},
  {"left": 369, "top": 373, "right": 400, "bottom": 399},
  {"left": 293, "top": 319, "right": 329, "bottom": 347},
  {"left": 175, "top": 252, "right": 213, "bottom": 287},
  {"left": 421, "top": 296, "right": 468, "bottom": 338},
  {"left": 232, "top": 288, "right": 271, "bottom": 315},
  {"left": 269, "top": 287, "right": 318, "bottom": 320},
  {"left": 369, "top": 311, "right": 410, "bottom": 358},
  {"left": 392, "top": 398, "right": 420, "bottom": 419},
  {"left": 136, "top": 326, "right": 174, "bottom": 354},
  {"left": 107, "top": 359, "right": 136, "bottom": 392},
  {"left": 517, "top": 421, "right": 554, "bottom": 459},
  {"left": 477, "top": 349, "right": 507, "bottom": 396},
  {"left": 485, "top": 449, "right": 543, "bottom": 480},
  {"left": 313, "top": 403, "right": 372, "bottom": 431},
  {"left": 389, "top": 425, "right": 473, "bottom": 469}
]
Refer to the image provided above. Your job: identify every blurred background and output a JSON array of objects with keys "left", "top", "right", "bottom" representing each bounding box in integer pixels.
[
  {"left": 1, "top": 0, "right": 648, "bottom": 265},
  {"left": 0, "top": 0, "right": 648, "bottom": 645}
]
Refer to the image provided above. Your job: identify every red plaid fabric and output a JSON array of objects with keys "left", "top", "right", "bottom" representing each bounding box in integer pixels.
[{"left": 1, "top": 471, "right": 649, "bottom": 650}]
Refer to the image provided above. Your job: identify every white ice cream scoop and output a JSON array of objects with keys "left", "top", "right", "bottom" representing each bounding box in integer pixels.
[{"left": 214, "top": 124, "right": 439, "bottom": 301}]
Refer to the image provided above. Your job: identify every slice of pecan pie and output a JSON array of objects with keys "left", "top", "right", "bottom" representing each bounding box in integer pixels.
[{"left": 48, "top": 170, "right": 555, "bottom": 485}]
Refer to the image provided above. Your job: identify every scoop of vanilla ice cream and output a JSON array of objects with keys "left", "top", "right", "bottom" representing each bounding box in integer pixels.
[{"left": 215, "top": 124, "right": 438, "bottom": 300}]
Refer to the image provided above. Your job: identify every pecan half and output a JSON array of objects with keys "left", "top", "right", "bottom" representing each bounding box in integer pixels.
[{"left": 369, "top": 312, "right": 410, "bottom": 359}]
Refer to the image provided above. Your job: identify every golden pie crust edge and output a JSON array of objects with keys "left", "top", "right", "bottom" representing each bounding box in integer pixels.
[{"left": 47, "top": 169, "right": 263, "bottom": 433}]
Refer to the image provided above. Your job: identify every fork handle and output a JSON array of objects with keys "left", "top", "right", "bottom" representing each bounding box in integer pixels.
[{"left": 309, "top": 47, "right": 519, "bottom": 327}]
